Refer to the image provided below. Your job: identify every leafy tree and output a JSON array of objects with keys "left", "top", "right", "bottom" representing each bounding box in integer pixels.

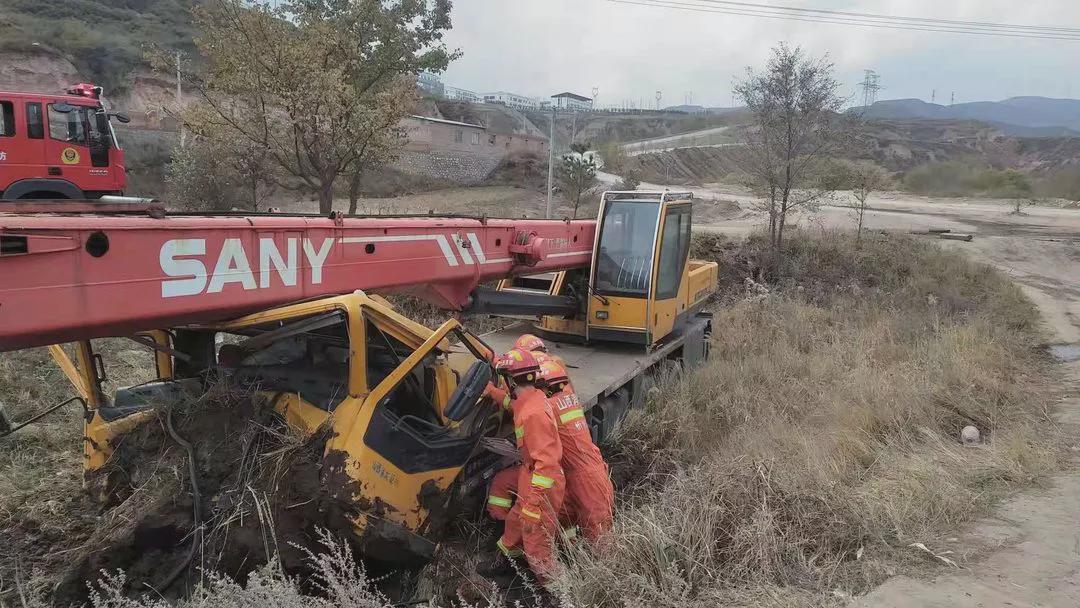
[
  {"left": 559, "top": 142, "right": 600, "bottom": 218},
  {"left": 735, "top": 43, "right": 848, "bottom": 266},
  {"left": 170, "top": 0, "right": 455, "bottom": 214}
]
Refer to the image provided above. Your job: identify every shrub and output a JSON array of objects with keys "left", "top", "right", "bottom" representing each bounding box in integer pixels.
[
  {"left": 554, "top": 230, "right": 1059, "bottom": 606},
  {"left": 1035, "top": 167, "right": 1080, "bottom": 201},
  {"left": 902, "top": 162, "right": 1033, "bottom": 198}
]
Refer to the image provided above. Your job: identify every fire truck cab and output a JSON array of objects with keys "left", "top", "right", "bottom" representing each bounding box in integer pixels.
[{"left": 0, "top": 83, "right": 128, "bottom": 200}]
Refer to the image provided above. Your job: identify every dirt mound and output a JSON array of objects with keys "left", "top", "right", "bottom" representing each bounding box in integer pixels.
[
  {"left": 634, "top": 147, "right": 748, "bottom": 185},
  {"left": 483, "top": 152, "right": 548, "bottom": 191},
  {"left": 52, "top": 390, "right": 335, "bottom": 604}
]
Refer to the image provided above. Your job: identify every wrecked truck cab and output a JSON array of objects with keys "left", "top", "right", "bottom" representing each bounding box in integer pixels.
[{"left": 51, "top": 292, "right": 505, "bottom": 566}]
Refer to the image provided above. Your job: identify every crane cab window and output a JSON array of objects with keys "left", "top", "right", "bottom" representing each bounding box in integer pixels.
[
  {"left": 366, "top": 320, "right": 441, "bottom": 429},
  {"left": 655, "top": 206, "right": 693, "bottom": 300},
  {"left": 214, "top": 311, "right": 351, "bottom": 412},
  {"left": 0, "top": 101, "right": 14, "bottom": 136},
  {"left": 594, "top": 201, "right": 661, "bottom": 297},
  {"left": 48, "top": 103, "right": 87, "bottom": 144}
]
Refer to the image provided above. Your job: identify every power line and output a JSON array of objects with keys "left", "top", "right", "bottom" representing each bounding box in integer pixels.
[
  {"left": 604, "top": 0, "right": 1080, "bottom": 41},
  {"left": 608, "top": 0, "right": 1080, "bottom": 38},
  {"left": 688, "top": 0, "right": 1080, "bottom": 34},
  {"left": 608, "top": 0, "right": 1080, "bottom": 39}
]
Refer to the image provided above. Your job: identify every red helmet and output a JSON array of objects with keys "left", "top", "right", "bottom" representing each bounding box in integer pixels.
[
  {"left": 514, "top": 334, "right": 547, "bottom": 353},
  {"left": 538, "top": 359, "right": 569, "bottom": 389},
  {"left": 493, "top": 348, "right": 541, "bottom": 382}
]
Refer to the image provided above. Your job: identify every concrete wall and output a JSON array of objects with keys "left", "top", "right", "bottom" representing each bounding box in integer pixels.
[{"left": 394, "top": 116, "right": 548, "bottom": 184}]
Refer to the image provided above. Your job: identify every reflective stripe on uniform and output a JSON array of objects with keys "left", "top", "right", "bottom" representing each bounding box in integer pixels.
[
  {"left": 558, "top": 408, "right": 585, "bottom": 424},
  {"left": 502, "top": 394, "right": 512, "bottom": 408},
  {"left": 488, "top": 495, "right": 513, "bottom": 509},
  {"left": 531, "top": 474, "right": 555, "bottom": 489},
  {"left": 497, "top": 538, "right": 524, "bottom": 557},
  {"left": 521, "top": 507, "right": 542, "bottom": 520},
  {"left": 514, "top": 426, "right": 524, "bottom": 439}
]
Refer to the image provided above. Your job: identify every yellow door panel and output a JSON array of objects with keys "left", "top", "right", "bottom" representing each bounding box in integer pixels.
[{"left": 588, "top": 295, "right": 648, "bottom": 331}]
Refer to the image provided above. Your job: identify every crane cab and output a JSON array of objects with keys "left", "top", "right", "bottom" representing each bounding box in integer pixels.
[{"left": 532, "top": 191, "right": 718, "bottom": 348}]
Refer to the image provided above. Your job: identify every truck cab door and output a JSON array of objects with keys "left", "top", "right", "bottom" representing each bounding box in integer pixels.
[
  {"left": 44, "top": 102, "right": 90, "bottom": 193},
  {"left": 648, "top": 202, "right": 694, "bottom": 342},
  {"left": 325, "top": 317, "right": 498, "bottom": 564}
]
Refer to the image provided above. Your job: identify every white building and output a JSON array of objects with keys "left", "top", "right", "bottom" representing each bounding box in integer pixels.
[
  {"left": 482, "top": 91, "right": 540, "bottom": 112},
  {"left": 551, "top": 92, "right": 593, "bottom": 112},
  {"left": 417, "top": 72, "right": 444, "bottom": 97},
  {"left": 444, "top": 86, "right": 480, "bottom": 103}
]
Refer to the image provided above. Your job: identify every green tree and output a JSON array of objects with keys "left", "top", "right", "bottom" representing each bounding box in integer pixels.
[
  {"left": 559, "top": 143, "right": 600, "bottom": 218},
  {"left": 171, "top": 0, "right": 455, "bottom": 214}
]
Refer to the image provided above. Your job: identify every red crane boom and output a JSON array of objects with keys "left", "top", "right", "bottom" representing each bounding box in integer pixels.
[{"left": 0, "top": 206, "right": 597, "bottom": 351}]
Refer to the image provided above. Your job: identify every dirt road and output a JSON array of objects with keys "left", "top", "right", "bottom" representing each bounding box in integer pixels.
[
  {"left": 686, "top": 185, "right": 1080, "bottom": 606},
  {"left": 620, "top": 126, "right": 736, "bottom": 156}
]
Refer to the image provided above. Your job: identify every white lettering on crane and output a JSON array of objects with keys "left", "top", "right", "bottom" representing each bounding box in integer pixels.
[
  {"left": 157, "top": 232, "right": 584, "bottom": 298},
  {"left": 160, "top": 239, "right": 207, "bottom": 298},
  {"left": 160, "top": 237, "right": 334, "bottom": 298},
  {"left": 302, "top": 238, "right": 334, "bottom": 283},
  {"left": 206, "top": 239, "right": 257, "bottom": 293},
  {"left": 259, "top": 237, "right": 297, "bottom": 288}
]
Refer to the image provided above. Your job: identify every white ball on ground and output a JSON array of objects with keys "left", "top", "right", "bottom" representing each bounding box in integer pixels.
[{"left": 961, "top": 425, "right": 981, "bottom": 445}]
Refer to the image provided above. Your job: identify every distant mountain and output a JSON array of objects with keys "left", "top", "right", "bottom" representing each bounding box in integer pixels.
[{"left": 851, "top": 97, "right": 1080, "bottom": 137}]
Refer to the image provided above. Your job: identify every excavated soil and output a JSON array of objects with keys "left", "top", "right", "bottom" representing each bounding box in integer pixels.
[{"left": 51, "top": 389, "right": 336, "bottom": 605}]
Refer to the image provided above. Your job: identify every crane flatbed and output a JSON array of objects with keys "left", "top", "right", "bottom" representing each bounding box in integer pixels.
[{"left": 481, "top": 314, "right": 710, "bottom": 416}]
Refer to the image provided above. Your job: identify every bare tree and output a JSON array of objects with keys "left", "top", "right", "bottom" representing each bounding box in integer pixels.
[
  {"left": 735, "top": 43, "right": 847, "bottom": 267},
  {"left": 163, "top": 0, "right": 455, "bottom": 214},
  {"left": 837, "top": 160, "right": 893, "bottom": 242}
]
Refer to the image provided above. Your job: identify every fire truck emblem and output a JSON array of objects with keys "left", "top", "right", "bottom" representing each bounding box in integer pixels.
[{"left": 61, "top": 147, "right": 80, "bottom": 165}]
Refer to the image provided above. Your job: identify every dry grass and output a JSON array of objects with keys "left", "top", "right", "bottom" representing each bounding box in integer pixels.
[
  {"left": 552, "top": 230, "right": 1061, "bottom": 606},
  {"left": 0, "top": 230, "right": 1062, "bottom": 607},
  {"left": 0, "top": 339, "right": 157, "bottom": 603}
]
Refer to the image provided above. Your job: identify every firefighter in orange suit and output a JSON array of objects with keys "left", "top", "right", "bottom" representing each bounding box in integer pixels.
[
  {"left": 483, "top": 348, "right": 566, "bottom": 583},
  {"left": 535, "top": 356, "right": 615, "bottom": 543}
]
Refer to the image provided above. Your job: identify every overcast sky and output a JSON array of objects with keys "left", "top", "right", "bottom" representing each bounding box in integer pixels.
[{"left": 439, "top": 0, "right": 1080, "bottom": 108}]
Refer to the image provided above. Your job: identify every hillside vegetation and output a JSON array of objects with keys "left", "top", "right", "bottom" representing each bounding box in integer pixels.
[{"left": 0, "top": 0, "right": 197, "bottom": 93}]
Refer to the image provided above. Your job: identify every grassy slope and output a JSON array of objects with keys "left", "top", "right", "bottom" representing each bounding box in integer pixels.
[
  {"left": 0, "top": 0, "right": 197, "bottom": 94},
  {"left": 555, "top": 231, "right": 1061, "bottom": 606}
]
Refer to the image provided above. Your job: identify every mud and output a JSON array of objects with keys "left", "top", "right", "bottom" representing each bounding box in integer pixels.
[{"left": 51, "top": 391, "right": 338, "bottom": 605}]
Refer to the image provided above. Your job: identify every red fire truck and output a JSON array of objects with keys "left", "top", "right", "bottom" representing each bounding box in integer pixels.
[{"left": 0, "top": 83, "right": 130, "bottom": 200}]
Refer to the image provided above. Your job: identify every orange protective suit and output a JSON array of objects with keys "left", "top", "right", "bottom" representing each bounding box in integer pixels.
[
  {"left": 545, "top": 375, "right": 614, "bottom": 543},
  {"left": 485, "top": 366, "right": 615, "bottom": 545},
  {"left": 486, "top": 465, "right": 518, "bottom": 521},
  {"left": 486, "top": 383, "right": 565, "bottom": 582}
]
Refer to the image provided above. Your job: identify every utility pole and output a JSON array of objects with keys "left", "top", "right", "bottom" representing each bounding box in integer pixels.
[
  {"left": 931, "top": 89, "right": 936, "bottom": 104},
  {"left": 572, "top": 110, "right": 578, "bottom": 143},
  {"left": 655, "top": 90, "right": 662, "bottom": 111},
  {"left": 176, "top": 51, "right": 185, "bottom": 148},
  {"left": 592, "top": 86, "right": 599, "bottom": 111},
  {"left": 951, "top": 92, "right": 955, "bottom": 105},
  {"left": 546, "top": 106, "right": 556, "bottom": 219}
]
